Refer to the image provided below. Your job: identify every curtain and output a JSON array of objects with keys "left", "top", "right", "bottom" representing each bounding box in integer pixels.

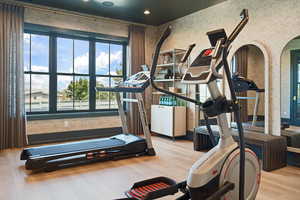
[
  {"left": 0, "top": 3, "right": 27, "bottom": 150},
  {"left": 128, "top": 25, "right": 145, "bottom": 135},
  {"left": 233, "top": 46, "right": 249, "bottom": 122}
]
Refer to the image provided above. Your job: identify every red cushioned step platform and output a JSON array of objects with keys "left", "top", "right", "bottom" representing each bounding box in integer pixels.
[{"left": 125, "top": 177, "right": 178, "bottom": 200}]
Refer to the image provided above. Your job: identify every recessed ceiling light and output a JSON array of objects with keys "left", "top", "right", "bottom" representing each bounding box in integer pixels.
[
  {"left": 102, "top": 1, "right": 114, "bottom": 7},
  {"left": 144, "top": 9, "right": 151, "bottom": 15},
  {"left": 83, "top": 0, "right": 89, "bottom": 2}
]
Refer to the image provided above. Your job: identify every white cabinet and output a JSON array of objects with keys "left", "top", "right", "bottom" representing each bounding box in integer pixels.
[{"left": 151, "top": 105, "right": 186, "bottom": 138}]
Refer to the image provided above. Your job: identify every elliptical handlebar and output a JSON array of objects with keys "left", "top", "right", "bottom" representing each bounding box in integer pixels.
[
  {"left": 226, "top": 9, "right": 249, "bottom": 47},
  {"left": 222, "top": 9, "right": 249, "bottom": 200},
  {"left": 180, "top": 43, "right": 196, "bottom": 63},
  {"left": 150, "top": 26, "right": 172, "bottom": 78}
]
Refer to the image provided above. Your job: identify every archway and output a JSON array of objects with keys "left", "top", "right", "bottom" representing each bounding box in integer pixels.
[
  {"left": 280, "top": 36, "right": 300, "bottom": 129},
  {"left": 228, "top": 43, "right": 269, "bottom": 133}
]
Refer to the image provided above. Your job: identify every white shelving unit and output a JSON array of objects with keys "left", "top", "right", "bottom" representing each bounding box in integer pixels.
[
  {"left": 151, "top": 105, "right": 186, "bottom": 138},
  {"left": 151, "top": 48, "right": 188, "bottom": 138}
]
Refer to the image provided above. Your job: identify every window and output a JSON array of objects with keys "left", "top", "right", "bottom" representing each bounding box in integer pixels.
[
  {"left": 24, "top": 27, "right": 126, "bottom": 115},
  {"left": 24, "top": 33, "right": 50, "bottom": 112},
  {"left": 95, "top": 42, "right": 123, "bottom": 109},
  {"left": 57, "top": 38, "right": 90, "bottom": 111}
]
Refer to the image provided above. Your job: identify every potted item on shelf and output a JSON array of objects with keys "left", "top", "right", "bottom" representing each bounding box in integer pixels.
[
  {"left": 175, "top": 72, "right": 182, "bottom": 79},
  {"left": 163, "top": 53, "right": 172, "bottom": 64},
  {"left": 168, "top": 87, "right": 181, "bottom": 93},
  {"left": 157, "top": 69, "right": 168, "bottom": 79},
  {"left": 164, "top": 69, "right": 173, "bottom": 79}
]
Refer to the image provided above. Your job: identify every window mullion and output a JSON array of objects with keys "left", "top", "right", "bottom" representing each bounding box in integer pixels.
[
  {"left": 49, "top": 34, "right": 57, "bottom": 113},
  {"left": 29, "top": 34, "right": 32, "bottom": 112},
  {"left": 73, "top": 40, "right": 75, "bottom": 110},
  {"left": 122, "top": 44, "right": 127, "bottom": 111},
  {"left": 122, "top": 44, "right": 126, "bottom": 80},
  {"left": 108, "top": 43, "right": 111, "bottom": 109},
  {"left": 90, "top": 40, "right": 96, "bottom": 111}
]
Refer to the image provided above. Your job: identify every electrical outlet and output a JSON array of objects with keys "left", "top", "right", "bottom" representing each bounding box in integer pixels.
[{"left": 64, "top": 121, "right": 69, "bottom": 127}]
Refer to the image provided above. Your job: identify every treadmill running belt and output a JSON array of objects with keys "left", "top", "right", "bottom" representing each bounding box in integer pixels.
[{"left": 26, "top": 138, "right": 126, "bottom": 157}]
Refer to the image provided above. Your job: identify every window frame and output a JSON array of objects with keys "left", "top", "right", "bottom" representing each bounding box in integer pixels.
[
  {"left": 24, "top": 24, "right": 128, "bottom": 116},
  {"left": 24, "top": 31, "right": 51, "bottom": 114}
]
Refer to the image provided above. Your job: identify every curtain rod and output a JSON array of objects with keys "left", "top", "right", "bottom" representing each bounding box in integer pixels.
[{"left": 2, "top": 0, "right": 150, "bottom": 28}]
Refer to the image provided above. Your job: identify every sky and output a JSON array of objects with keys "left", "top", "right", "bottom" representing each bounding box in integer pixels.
[{"left": 24, "top": 33, "right": 123, "bottom": 94}]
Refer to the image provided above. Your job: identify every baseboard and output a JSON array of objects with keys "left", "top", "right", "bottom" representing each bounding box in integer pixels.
[
  {"left": 281, "top": 118, "right": 291, "bottom": 123},
  {"left": 28, "top": 127, "right": 123, "bottom": 145},
  {"left": 185, "top": 130, "right": 194, "bottom": 141}
]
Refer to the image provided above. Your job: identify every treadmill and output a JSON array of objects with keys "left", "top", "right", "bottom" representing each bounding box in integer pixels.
[
  {"left": 231, "top": 73, "right": 265, "bottom": 128},
  {"left": 21, "top": 71, "right": 155, "bottom": 172},
  {"left": 230, "top": 74, "right": 289, "bottom": 130}
]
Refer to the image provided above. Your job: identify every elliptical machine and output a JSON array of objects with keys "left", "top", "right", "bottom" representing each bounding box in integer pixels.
[{"left": 119, "top": 9, "right": 260, "bottom": 200}]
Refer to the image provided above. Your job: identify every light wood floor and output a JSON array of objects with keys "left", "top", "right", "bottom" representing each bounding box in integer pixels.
[{"left": 1, "top": 136, "right": 300, "bottom": 200}]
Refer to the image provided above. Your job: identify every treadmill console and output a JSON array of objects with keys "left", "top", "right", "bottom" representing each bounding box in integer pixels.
[
  {"left": 117, "top": 71, "right": 150, "bottom": 88},
  {"left": 232, "top": 73, "right": 264, "bottom": 92},
  {"left": 96, "top": 71, "right": 150, "bottom": 93}
]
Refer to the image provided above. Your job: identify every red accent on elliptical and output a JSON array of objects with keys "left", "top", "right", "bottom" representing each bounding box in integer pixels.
[
  {"left": 204, "top": 49, "right": 213, "bottom": 56},
  {"left": 127, "top": 182, "right": 171, "bottom": 200}
]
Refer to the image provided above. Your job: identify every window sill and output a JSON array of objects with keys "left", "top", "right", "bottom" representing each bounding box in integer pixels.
[{"left": 27, "top": 111, "right": 119, "bottom": 121}]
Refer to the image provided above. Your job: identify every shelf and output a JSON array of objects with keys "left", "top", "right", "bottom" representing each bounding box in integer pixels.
[
  {"left": 157, "top": 63, "right": 175, "bottom": 67},
  {"left": 154, "top": 79, "right": 182, "bottom": 82},
  {"left": 152, "top": 104, "right": 187, "bottom": 108},
  {"left": 153, "top": 92, "right": 186, "bottom": 95}
]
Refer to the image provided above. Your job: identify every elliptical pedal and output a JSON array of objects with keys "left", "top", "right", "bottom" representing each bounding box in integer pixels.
[{"left": 125, "top": 177, "right": 178, "bottom": 200}]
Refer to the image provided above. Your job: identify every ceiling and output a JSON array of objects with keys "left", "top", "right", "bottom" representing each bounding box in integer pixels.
[{"left": 17, "top": 0, "right": 227, "bottom": 26}]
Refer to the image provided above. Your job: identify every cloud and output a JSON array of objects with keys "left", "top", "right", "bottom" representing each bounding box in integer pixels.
[
  {"left": 72, "top": 50, "right": 122, "bottom": 75},
  {"left": 110, "top": 71, "right": 118, "bottom": 76},
  {"left": 24, "top": 46, "right": 123, "bottom": 94},
  {"left": 24, "top": 65, "right": 49, "bottom": 94},
  {"left": 31, "top": 65, "right": 48, "bottom": 72},
  {"left": 24, "top": 74, "right": 49, "bottom": 93},
  {"left": 74, "top": 53, "right": 89, "bottom": 73},
  {"left": 111, "top": 50, "right": 122, "bottom": 63},
  {"left": 57, "top": 76, "right": 73, "bottom": 91},
  {"left": 95, "top": 50, "right": 122, "bottom": 73},
  {"left": 96, "top": 52, "right": 109, "bottom": 70},
  {"left": 96, "top": 76, "right": 109, "bottom": 86}
]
